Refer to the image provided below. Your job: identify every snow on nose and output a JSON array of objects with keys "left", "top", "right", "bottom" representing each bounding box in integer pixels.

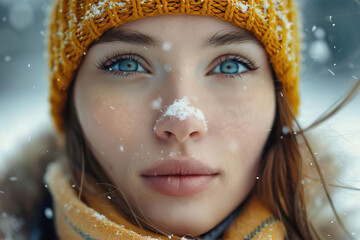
[{"left": 153, "top": 96, "right": 208, "bottom": 132}]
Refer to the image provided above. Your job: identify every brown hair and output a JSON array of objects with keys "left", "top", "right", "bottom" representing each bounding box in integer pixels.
[
  {"left": 255, "top": 79, "right": 360, "bottom": 240},
  {"left": 63, "top": 64, "right": 360, "bottom": 239}
]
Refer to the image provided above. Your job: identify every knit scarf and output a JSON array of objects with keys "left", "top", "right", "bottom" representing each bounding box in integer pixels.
[{"left": 45, "top": 161, "right": 285, "bottom": 240}]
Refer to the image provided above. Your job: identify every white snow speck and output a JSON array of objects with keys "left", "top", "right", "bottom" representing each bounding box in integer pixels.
[
  {"left": 311, "top": 25, "right": 317, "bottom": 32},
  {"left": 164, "top": 64, "right": 172, "bottom": 72},
  {"left": 162, "top": 42, "right": 172, "bottom": 51},
  {"left": 64, "top": 202, "right": 73, "bottom": 210},
  {"left": 151, "top": 96, "right": 163, "bottom": 110},
  {"left": 328, "top": 69, "right": 335, "bottom": 76},
  {"left": 314, "top": 28, "right": 326, "bottom": 39},
  {"left": 120, "top": 145, "right": 124, "bottom": 152},
  {"left": 262, "top": 0, "right": 270, "bottom": 10},
  {"left": 109, "top": 106, "right": 115, "bottom": 110},
  {"left": 44, "top": 208, "right": 53, "bottom": 219},
  {"left": 234, "top": 1, "right": 249, "bottom": 13},
  {"left": 84, "top": 0, "right": 127, "bottom": 20},
  {"left": 9, "top": 177, "right": 18, "bottom": 181},
  {"left": 93, "top": 212, "right": 107, "bottom": 221},
  {"left": 309, "top": 32, "right": 331, "bottom": 64},
  {"left": 4, "top": 56, "right": 11, "bottom": 62},
  {"left": 282, "top": 126, "right": 290, "bottom": 135},
  {"left": 27, "top": 64, "right": 31, "bottom": 68},
  {"left": 0, "top": 213, "right": 24, "bottom": 236}
]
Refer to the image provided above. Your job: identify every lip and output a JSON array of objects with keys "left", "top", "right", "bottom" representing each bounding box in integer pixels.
[{"left": 140, "top": 157, "right": 219, "bottom": 197}]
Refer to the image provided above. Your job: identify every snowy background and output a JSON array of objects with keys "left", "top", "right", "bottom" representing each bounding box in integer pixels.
[{"left": 0, "top": 0, "right": 360, "bottom": 237}]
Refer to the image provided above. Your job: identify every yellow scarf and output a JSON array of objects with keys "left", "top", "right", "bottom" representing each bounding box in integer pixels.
[{"left": 45, "top": 161, "right": 285, "bottom": 239}]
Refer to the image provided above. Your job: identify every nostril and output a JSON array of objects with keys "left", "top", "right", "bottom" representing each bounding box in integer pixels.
[
  {"left": 190, "top": 131, "right": 199, "bottom": 138},
  {"left": 165, "top": 131, "right": 172, "bottom": 137}
]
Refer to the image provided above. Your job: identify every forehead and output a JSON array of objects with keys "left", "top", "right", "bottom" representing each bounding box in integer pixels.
[{"left": 92, "top": 14, "right": 261, "bottom": 48}]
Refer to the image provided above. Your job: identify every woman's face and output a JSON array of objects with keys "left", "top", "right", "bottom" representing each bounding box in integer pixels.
[{"left": 74, "top": 15, "right": 275, "bottom": 236}]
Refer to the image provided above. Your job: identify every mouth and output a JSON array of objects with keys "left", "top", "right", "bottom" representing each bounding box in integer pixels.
[{"left": 140, "top": 157, "right": 219, "bottom": 197}]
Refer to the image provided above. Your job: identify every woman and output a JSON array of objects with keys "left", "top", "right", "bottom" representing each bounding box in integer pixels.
[{"left": 0, "top": 0, "right": 357, "bottom": 239}]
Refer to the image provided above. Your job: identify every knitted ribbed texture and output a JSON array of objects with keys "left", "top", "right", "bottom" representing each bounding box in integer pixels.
[
  {"left": 45, "top": 160, "right": 285, "bottom": 239},
  {"left": 48, "top": 0, "right": 301, "bottom": 132}
]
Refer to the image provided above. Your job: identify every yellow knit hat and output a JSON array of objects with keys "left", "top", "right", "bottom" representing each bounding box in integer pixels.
[{"left": 48, "top": 0, "right": 301, "bottom": 132}]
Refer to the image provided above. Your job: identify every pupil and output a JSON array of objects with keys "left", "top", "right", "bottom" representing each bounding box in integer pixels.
[
  {"left": 119, "top": 59, "right": 137, "bottom": 71},
  {"left": 220, "top": 60, "right": 238, "bottom": 74}
]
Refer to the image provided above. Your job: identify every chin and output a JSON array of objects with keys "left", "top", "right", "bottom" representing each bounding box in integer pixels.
[{"left": 143, "top": 210, "right": 219, "bottom": 237}]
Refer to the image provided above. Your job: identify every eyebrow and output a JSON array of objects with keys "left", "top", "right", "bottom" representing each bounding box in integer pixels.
[{"left": 91, "top": 28, "right": 261, "bottom": 48}]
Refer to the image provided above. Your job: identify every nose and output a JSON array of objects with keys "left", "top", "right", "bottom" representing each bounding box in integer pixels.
[{"left": 154, "top": 99, "right": 208, "bottom": 143}]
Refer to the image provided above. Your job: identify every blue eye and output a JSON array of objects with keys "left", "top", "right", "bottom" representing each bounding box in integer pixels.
[
  {"left": 109, "top": 58, "right": 146, "bottom": 73},
  {"left": 98, "top": 54, "right": 148, "bottom": 77},
  {"left": 211, "top": 59, "right": 249, "bottom": 75}
]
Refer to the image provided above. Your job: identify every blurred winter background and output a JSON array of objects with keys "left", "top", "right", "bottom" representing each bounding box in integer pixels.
[{"left": 0, "top": 0, "right": 359, "bottom": 238}]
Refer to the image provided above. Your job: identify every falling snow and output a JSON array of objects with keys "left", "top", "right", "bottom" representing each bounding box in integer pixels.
[
  {"left": 309, "top": 28, "right": 331, "bottom": 64},
  {"left": 151, "top": 96, "right": 163, "bottom": 110},
  {"left": 162, "top": 42, "right": 172, "bottom": 51},
  {"left": 328, "top": 69, "right": 335, "bottom": 76},
  {"left": 4, "top": 56, "right": 11, "bottom": 62},
  {"left": 282, "top": 126, "right": 290, "bottom": 135},
  {"left": 44, "top": 208, "right": 54, "bottom": 219},
  {"left": 9, "top": 176, "right": 18, "bottom": 181}
]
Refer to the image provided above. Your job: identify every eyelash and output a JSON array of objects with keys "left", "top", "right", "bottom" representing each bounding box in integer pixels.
[
  {"left": 96, "top": 51, "right": 259, "bottom": 79},
  {"left": 96, "top": 51, "right": 148, "bottom": 78},
  {"left": 211, "top": 54, "right": 259, "bottom": 79}
]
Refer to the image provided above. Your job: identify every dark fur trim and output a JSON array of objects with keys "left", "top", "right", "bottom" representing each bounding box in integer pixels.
[{"left": 0, "top": 128, "right": 62, "bottom": 239}]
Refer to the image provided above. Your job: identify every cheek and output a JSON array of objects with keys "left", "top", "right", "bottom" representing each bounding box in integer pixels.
[
  {"left": 91, "top": 97, "right": 136, "bottom": 136},
  {"left": 212, "top": 86, "right": 275, "bottom": 156},
  {"left": 75, "top": 90, "right": 147, "bottom": 164}
]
